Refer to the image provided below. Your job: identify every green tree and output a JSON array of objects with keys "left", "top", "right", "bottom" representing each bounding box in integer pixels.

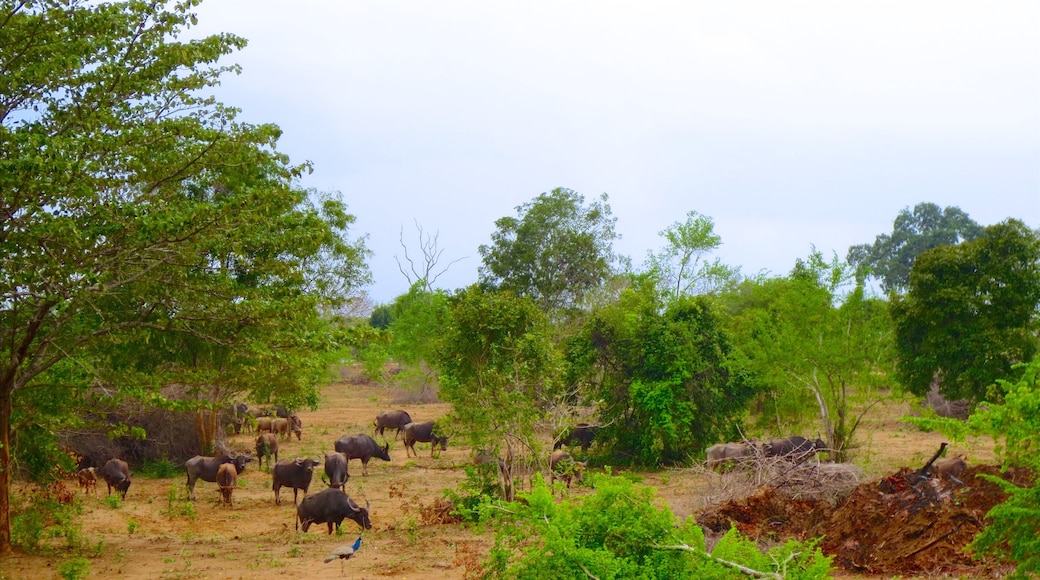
[
  {"left": 433, "top": 285, "right": 562, "bottom": 498},
  {"left": 890, "top": 219, "right": 1040, "bottom": 403},
  {"left": 0, "top": 0, "right": 370, "bottom": 554},
  {"left": 568, "top": 274, "right": 751, "bottom": 465},
  {"left": 647, "top": 210, "right": 740, "bottom": 299},
  {"left": 478, "top": 188, "right": 621, "bottom": 316},
  {"left": 721, "top": 252, "right": 895, "bottom": 460},
  {"left": 385, "top": 282, "right": 451, "bottom": 395},
  {"left": 847, "top": 202, "right": 983, "bottom": 293}
]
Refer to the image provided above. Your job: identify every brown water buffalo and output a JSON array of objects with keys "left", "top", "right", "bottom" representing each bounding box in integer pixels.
[
  {"left": 554, "top": 423, "right": 598, "bottom": 452},
  {"left": 373, "top": 410, "right": 413, "bottom": 440},
  {"left": 272, "top": 457, "right": 321, "bottom": 505},
  {"left": 549, "top": 450, "right": 585, "bottom": 488},
  {"left": 216, "top": 463, "right": 237, "bottom": 507},
  {"left": 256, "top": 433, "right": 279, "bottom": 469},
  {"left": 296, "top": 488, "right": 371, "bottom": 534},
  {"left": 334, "top": 434, "right": 391, "bottom": 476},
  {"left": 257, "top": 416, "right": 274, "bottom": 434},
  {"left": 273, "top": 414, "right": 302, "bottom": 441},
  {"left": 323, "top": 452, "right": 349, "bottom": 490},
  {"left": 402, "top": 421, "right": 449, "bottom": 458},
  {"left": 101, "top": 459, "right": 131, "bottom": 499},
  {"left": 76, "top": 467, "right": 97, "bottom": 495},
  {"left": 185, "top": 454, "right": 251, "bottom": 501},
  {"left": 935, "top": 455, "right": 968, "bottom": 484}
]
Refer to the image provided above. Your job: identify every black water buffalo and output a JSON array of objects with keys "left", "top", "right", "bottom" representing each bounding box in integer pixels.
[
  {"left": 553, "top": 423, "right": 598, "bottom": 452},
  {"left": 185, "top": 454, "right": 250, "bottom": 501},
  {"left": 765, "top": 436, "right": 827, "bottom": 460},
  {"left": 334, "top": 434, "right": 391, "bottom": 476},
  {"left": 323, "top": 452, "right": 349, "bottom": 490},
  {"left": 272, "top": 457, "right": 321, "bottom": 505},
  {"left": 402, "top": 421, "right": 449, "bottom": 458},
  {"left": 373, "top": 410, "right": 413, "bottom": 440},
  {"left": 295, "top": 488, "right": 371, "bottom": 534},
  {"left": 101, "top": 458, "right": 131, "bottom": 499},
  {"left": 256, "top": 433, "right": 279, "bottom": 469},
  {"left": 216, "top": 463, "right": 236, "bottom": 507}
]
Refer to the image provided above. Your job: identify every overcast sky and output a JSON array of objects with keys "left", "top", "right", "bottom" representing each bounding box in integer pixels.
[{"left": 191, "top": 1, "right": 1039, "bottom": 304}]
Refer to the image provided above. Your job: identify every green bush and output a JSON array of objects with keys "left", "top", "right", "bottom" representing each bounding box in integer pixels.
[
  {"left": 58, "top": 557, "right": 91, "bottom": 580},
  {"left": 11, "top": 493, "right": 84, "bottom": 553},
  {"left": 482, "top": 473, "right": 832, "bottom": 579},
  {"left": 140, "top": 456, "right": 180, "bottom": 479}
]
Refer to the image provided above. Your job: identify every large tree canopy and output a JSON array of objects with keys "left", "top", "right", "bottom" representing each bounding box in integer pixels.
[
  {"left": 847, "top": 202, "right": 983, "bottom": 294},
  {"left": 891, "top": 219, "right": 1040, "bottom": 403},
  {"left": 478, "top": 188, "right": 621, "bottom": 315},
  {"left": 0, "top": 0, "right": 370, "bottom": 554}
]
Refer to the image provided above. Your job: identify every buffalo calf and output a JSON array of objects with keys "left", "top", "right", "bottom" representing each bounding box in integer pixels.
[{"left": 216, "top": 463, "right": 237, "bottom": 507}]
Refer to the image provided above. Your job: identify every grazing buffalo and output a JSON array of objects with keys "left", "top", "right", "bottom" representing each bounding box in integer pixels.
[
  {"left": 275, "top": 405, "right": 290, "bottom": 418},
  {"left": 324, "top": 452, "right": 349, "bottom": 490},
  {"left": 257, "top": 417, "right": 275, "bottom": 434},
  {"left": 402, "top": 421, "right": 449, "bottom": 458},
  {"left": 935, "top": 455, "right": 968, "bottom": 484},
  {"left": 765, "top": 436, "right": 827, "bottom": 461},
  {"left": 374, "top": 410, "right": 413, "bottom": 440},
  {"left": 296, "top": 488, "right": 371, "bottom": 534},
  {"left": 273, "top": 415, "right": 303, "bottom": 441},
  {"left": 256, "top": 433, "right": 279, "bottom": 469},
  {"left": 554, "top": 423, "right": 598, "bottom": 452},
  {"left": 185, "top": 454, "right": 251, "bottom": 501},
  {"left": 272, "top": 457, "right": 321, "bottom": 505},
  {"left": 705, "top": 442, "right": 756, "bottom": 470},
  {"left": 216, "top": 463, "right": 237, "bottom": 507},
  {"left": 76, "top": 467, "right": 97, "bottom": 495},
  {"left": 549, "top": 450, "right": 585, "bottom": 489},
  {"left": 101, "top": 459, "right": 131, "bottom": 499},
  {"left": 334, "top": 434, "right": 391, "bottom": 476}
]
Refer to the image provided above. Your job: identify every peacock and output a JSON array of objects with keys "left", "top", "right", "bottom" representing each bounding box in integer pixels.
[{"left": 324, "top": 536, "right": 363, "bottom": 574}]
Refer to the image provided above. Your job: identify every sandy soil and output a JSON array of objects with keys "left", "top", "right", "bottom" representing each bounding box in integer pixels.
[{"left": 1, "top": 378, "right": 999, "bottom": 579}]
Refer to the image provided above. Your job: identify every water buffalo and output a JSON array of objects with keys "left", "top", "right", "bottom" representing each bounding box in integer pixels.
[
  {"left": 374, "top": 410, "right": 413, "bottom": 440},
  {"left": 257, "top": 416, "right": 275, "bottom": 434},
  {"left": 76, "top": 467, "right": 97, "bottom": 495},
  {"left": 705, "top": 442, "right": 755, "bottom": 470},
  {"left": 334, "top": 434, "right": 391, "bottom": 476},
  {"left": 216, "top": 463, "right": 237, "bottom": 507},
  {"left": 272, "top": 457, "right": 321, "bottom": 505},
  {"left": 101, "top": 458, "right": 131, "bottom": 499},
  {"left": 549, "top": 450, "right": 585, "bottom": 488},
  {"left": 296, "top": 488, "right": 371, "bottom": 534},
  {"left": 765, "top": 436, "right": 827, "bottom": 461},
  {"left": 324, "top": 452, "right": 349, "bottom": 490},
  {"left": 554, "top": 423, "right": 598, "bottom": 452},
  {"left": 935, "top": 455, "right": 968, "bottom": 484},
  {"left": 273, "top": 415, "right": 303, "bottom": 441},
  {"left": 256, "top": 433, "right": 279, "bottom": 469},
  {"left": 185, "top": 454, "right": 251, "bottom": 501},
  {"left": 402, "top": 421, "right": 449, "bottom": 458}
]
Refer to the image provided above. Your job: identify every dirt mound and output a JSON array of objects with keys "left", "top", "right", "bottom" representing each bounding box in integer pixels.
[{"left": 696, "top": 464, "right": 1030, "bottom": 576}]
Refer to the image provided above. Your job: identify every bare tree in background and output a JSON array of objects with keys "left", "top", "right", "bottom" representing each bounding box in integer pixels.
[{"left": 396, "top": 220, "right": 466, "bottom": 291}]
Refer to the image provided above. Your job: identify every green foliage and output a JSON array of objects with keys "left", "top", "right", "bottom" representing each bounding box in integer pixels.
[
  {"left": 370, "top": 304, "right": 394, "bottom": 329},
  {"left": 444, "top": 464, "right": 501, "bottom": 523},
  {"left": 139, "top": 457, "right": 180, "bottom": 479},
  {"left": 11, "top": 494, "right": 84, "bottom": 554},
  {"left": 847, "top": 202, "right": 983, "bottom": 293},
  {"left": 434, "top": 285, "right": 562, "bottom": 453},
  {"left": 647, "top": 210, "right": 740, "bottom": 298},
  {"left": 478, "top": 188, "right": 621, "bottom": 315},
  {"left": 569, "top": 274, "right": 752, "bottom": 465},
  {"left": 12, "top": 424, "right": 78, "bottom": 483},
  {"left": 720, "top": 251, "right": 894, "bottom": 459},
  {"left": 891, "top": 219, "right": 1040, "bottom": 402},
  {"left": 58, "top": 558, "right": 91, "bottom": 580},
  {"left": 484, "top": 473, "right": 832, "bottom": 579},
  {"left": 388, "top": 283, "right": 451, "bottom": 366}
]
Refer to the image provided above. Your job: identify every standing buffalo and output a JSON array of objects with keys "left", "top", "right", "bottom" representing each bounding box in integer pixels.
[
  {"left": 324, "top": 452, "right": 349, "bottom": 490},
  {"left": 185, "top": 454, "right": 251, "bottom": 501},
  {"left": 256, "top": 433, "right": 279, "bottom": 469},
  {"left": 373, "top": 410, "right": 413, "bottom": 440},
  {"left": 705, "top": 442, "right": 757, "bottom": 470},
  {"left": 273, "top": 414, "right": 303, "bottom": 441},
  {"left": 272, "top": 457, "right": 321, "bottom": 505},
  {"left": 402, "top": 421, "right": 449, "bottom": 458},
  {"left": 549, "top": 450, "right": 585, "bottom": 488},
  {"left": 765, "top": 436, "right": 827, "bottom": 461},
  {"left": 554, "top": 423, "right": 598, "bottom": 452},
  {"left": 101, "top": 459, "right": 131, "bottom": 499},
  {"left": 257, "top": 417, "right": 274, "bottom": 434},
  {"left": 76, "top": 467, "right": 97, "bottom": 495},
  {"left": 216, "top": 463, "right": 237, "bottom": 507},
  {"left": 334, "top": 434, "right": 391, "bottom": 476},
  {"left": 296, "top": 488, "right": 371, "bottom": 534}
]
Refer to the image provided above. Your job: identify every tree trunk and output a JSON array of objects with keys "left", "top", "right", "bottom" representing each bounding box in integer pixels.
[{"left": 1, "top": 383, "right": 13, "bottom": 556}]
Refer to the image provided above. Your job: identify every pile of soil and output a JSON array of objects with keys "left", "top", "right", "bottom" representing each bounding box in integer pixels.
[{"left": 696, "top": 464, "right": 1032, "bottom": 576}]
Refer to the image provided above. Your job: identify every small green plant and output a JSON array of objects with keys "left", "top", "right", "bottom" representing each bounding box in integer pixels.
[
  {"left": 58, "top": 557, "right": 90, "bottom": 580},
  {"left": 140, "top": 457, "right": 180, "bottom": 479},
  {"left": 105, "top": 495, "right": 121, "bottom": 509},
  {"left": 288, "top": 546, "right": 303, "bottom": 558},
  {"left": 162, "top": 484, "right": 197, "bottom": 519},
  {"left": 127, "top": 519, "right": 139, "bottom": 536},
  {"left": 11, "top": 485, "right": 85, "bottom": 554}
]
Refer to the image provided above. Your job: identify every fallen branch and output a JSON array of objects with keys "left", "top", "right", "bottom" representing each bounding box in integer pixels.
[{"left": 654, "top": 544, "right": 783, "bottom": 579}]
